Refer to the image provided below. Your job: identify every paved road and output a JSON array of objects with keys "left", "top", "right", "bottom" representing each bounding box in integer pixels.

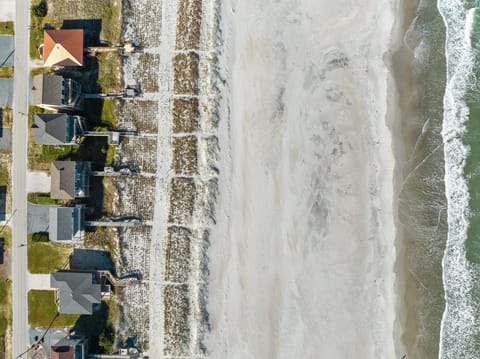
[{"left": 12, "top": 0, "right": 30, "bottom": 357}]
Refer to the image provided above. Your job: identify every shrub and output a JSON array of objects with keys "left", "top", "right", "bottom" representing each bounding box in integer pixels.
[
  {"left": 98, "top": 327, "right": 115, "bottom": 353},
  {"left": 31, "top": 2, "right": 47, "bottom": 18},
  {"left": 32, "top": 232, "right": 49, "bottom": 243}
]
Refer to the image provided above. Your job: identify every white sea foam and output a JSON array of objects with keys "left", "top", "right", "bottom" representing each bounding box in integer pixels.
[{"left": 438, "top": 2, "right": 478, "bottom": 358}]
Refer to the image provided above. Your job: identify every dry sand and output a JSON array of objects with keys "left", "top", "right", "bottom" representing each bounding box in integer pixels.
[{"left": 206, "top": 0, "right": 403, "bottom": 357}]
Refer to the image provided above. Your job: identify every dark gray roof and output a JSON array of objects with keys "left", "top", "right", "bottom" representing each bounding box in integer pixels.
[
  {"left": 50, "top": 271, "right": 101, "bottom": 315},
  {"left": 49, "top": 206, "right": 74, "bottom": 241},
  {"left": 32, "top": 74, "right": 63, "bottom": 107},
  {"left": 51, "top": 161, "right": 76, "bottom": 200},
  {"left": 32, "top": 113, "right": 72, "bottom": 145}
]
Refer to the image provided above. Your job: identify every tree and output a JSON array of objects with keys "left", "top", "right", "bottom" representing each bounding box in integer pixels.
[
  {"left": 31, "top": 2, "right": 47, "bottom": 18},
  {"left": 98, "top": 328, "right": 115, "bottom": 353}
]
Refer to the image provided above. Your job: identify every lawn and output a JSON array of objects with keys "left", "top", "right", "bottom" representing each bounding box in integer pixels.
[
  {"left": 0, "top": 67, "right": 13, "bottom": 78},
  {"left": 27, "top": 192, "right": 57, "bottom": 205},
  {"left": 97, "top": 53, "right": 122, "bottom": 93},
  {"left": 0, "top": 281, "right": 11, "bottom": 336},
  {"left": 28, "top": 142, "right": 77, "bottom": 171},
  {"left": 28, "top": 240, "right": 72, "bottom": 273},
  {"left": 0, "top": 226, "right": 11, "bottom": 249},
  {"left": 28, "top": 290, "right": 79, "bottom": 327},
  {"left": 0, "top": 158, "right": 12, "bottom": 214},
  {"left": 0, "top": 107, "right": 12, "bottom": 128},
  {"left": 29, "top": 0, "right": 122, "bottom": 60},
  {"left": 0, "top": 164, "right": 8, "bottom": 186},
  {"left": 28, "top": 106, "right": 78, "bottom": 170},
  {"left": 0, "top": 22, "right": 13, "bottom": 35}
]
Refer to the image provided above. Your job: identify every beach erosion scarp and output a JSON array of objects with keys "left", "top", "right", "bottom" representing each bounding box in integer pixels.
[{"left": 205, "top": 0, "right": 402, "bottom": 358}]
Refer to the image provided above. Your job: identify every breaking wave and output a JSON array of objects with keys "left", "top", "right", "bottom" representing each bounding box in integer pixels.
[{"left": 438, "top": 1, "right": 480, "bottom": 357}]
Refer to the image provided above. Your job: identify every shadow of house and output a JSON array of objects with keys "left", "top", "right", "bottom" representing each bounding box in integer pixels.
[
  {"left": 69, "top": 249, "right": 114, "bottom": 272},
  {"left": 0, "top": 186, "right": 6, "bottom": 221},
  {"left": 62, "top": 19, "right": 102, "bottom": 47},
  {"left": 71, "top": 301, "right": 111, "bottom": 354},
  {"left": 0, "top": 108, "right": 3, "bottom": 138}
]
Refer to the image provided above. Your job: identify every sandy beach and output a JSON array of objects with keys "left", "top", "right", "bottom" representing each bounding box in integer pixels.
[{"left": 206, "top": 0, "right": 403, "bottom": 357}]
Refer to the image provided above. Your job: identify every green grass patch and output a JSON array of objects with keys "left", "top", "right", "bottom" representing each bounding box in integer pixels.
[
  {"left": 0, "top": 281, "right": 11, "bottom": 336},
  {"left": 97, "top": 53, "right": 122, "bottom": 92},
  {"left": 1, "top": 107, "right": 13, "bottom": 128},
  {"left": 29, "top": 1, "right": 60, "bottom": 60},
  {"left": 28, "top": 290, "right": 79, "bottom": 327},
  {"left": 27, "top": 192, "right": 57, "bottom": 205},
  {"left": 100, "top": 100, "right": 118, "bottom": 128},
  {"left": 0, "top": 165, "right": 8, "bottom": 186},
  {"left": 30, "top": 67, "right": 54, "bottom": 77},
  {"left": 103, "top": 146, "right": 116, "bottom": 167},
  {"left": 0, "top": 227, "right": 11, "bottom": 249},
  {"left": 28, "top": 240, "right": 72, "bottom": 274},
  {"left": 29, "top": 15, "right": 43, "bottom": 60},
  {"left": 0, "top": 317, "right": 6, "bottom": 336},
  {"left": 0, "top": 282, "right": 7, "bottom": 305},
  {"left": 28, "top": 143, "right": 77, "bottom": 170},
  {"left": 0, "top": 67, "right": 13, "bottom": 78},
  {"left": 0, "top": 22, "right": 14, "bottom": 35}
]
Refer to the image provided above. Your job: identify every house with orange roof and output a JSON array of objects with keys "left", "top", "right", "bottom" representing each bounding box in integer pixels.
[{"left": 42, "top": 29, "right": 84, "bottom": 67}]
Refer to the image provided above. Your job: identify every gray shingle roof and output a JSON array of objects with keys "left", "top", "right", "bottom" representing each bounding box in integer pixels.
[
  {"left": 32, "top": 113, "right": 73, "bottom": 145},
  {"left": 50, "top": 271, "right": 101, "bottom": 315},
  {"left": 49, "top": 206, "right": 74, "bottom": 241},
  {"left": 51, "top": 161, "right": 76, "bottom": 200},
  {"left": 32, "top": 74, "right": 63, "bottom": 107},
  {"left": 50, "top": 161, "right": 90, "bottom": 200}
]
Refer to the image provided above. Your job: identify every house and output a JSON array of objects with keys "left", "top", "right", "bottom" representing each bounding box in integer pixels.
[
  {"left": 49, "top": 204, "right": 85, "bottom": 242},
  {"left": 51, "top": 336, "right": 87, "bottom": 359},
  {"left": 50, "top": 271, "right": 101, "bottom": 315},
  {"left": 43, "top": 29, "right": 84, "bottom": 67},
  {"left": 32, "top": 74, "right": 83, "bottom": 111},
  {"left": 51, "top": 161, "right": 91, "bottom": 200},
  {"left": 32, "top": 113, "right": 86, "bottom": 145}
]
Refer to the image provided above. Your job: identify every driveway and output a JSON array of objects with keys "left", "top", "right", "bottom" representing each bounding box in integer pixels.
[
  {"left": 27, "top": 171, "right": 51, "bottom": 193},
  {"left": 0, "top": 79, "right": 13, "bottom": 106},
  {"left": 0, "top": 35, "right": 14, "bottom": 66},
  {"left": 27, "top": 273, "right": 51, "bottom": 291},
  {"left": 0, "top": 0, "right": 15, "bottom": 21},
  {"left": 27, "top": 203, "right": 50, "bottom": 235}
]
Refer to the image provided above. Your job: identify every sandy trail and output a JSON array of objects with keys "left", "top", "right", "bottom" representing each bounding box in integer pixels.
[{"left": 206, "top": 0, "right": 399, "bottom": 357}]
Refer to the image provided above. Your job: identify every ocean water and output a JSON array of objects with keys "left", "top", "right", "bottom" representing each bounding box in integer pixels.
[
  {"left": 399, "top": 0, "right": 447, "bottom": 357},
  {"left": 400, "top": 0, "right": 480, "bottom": 356},
  {"left": 439, "top": 0, "right": 480, "bottom": 357}
]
